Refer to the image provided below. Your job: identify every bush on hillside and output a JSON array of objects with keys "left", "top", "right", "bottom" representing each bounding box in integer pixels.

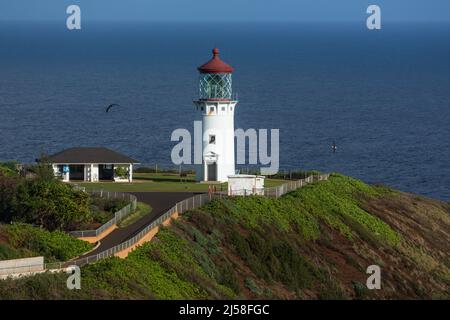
[
  {"left": 28, "top": 154, "right": 55, "bottom": 182},
  {"left": 89, "top": 196, "right": 129, "bottom": 225},
  {"left": 1, "top": 223, "right": 92, "bottom": 261},
  {"left": 0, "top": 175, "right": 20, "bottom": 222},
  {"left": 0, "top": 162, "right": 19, "bottom": 177},
  {"left": 11, "top": 179, "right": 92, "bottom": 231},
  {"left": 0, "top": 171, "right": 132, "bottom": 231}
]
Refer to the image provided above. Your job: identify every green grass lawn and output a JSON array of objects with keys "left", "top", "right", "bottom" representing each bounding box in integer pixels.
[{"left": 76, "top": 173, "right": 286, "bottom": 192}]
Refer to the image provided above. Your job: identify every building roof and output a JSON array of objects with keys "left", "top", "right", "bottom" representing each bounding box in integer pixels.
[
  {"left": 198, "top": 48, "right": 234, "bottom": 74},
  {"left": 46, "top": 147, "right": 139, "bottom": 164}
]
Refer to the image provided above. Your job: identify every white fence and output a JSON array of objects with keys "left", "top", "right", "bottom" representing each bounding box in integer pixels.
[
  {"left": 226, "top": 174, "right": 329, "bottom": 198},
  {"left": 0, "top": 256, "right": 44, "bottom": 277},
  {"left": 45, "top": 173, "right": 330, "bottom": 270},
  {"left": 264, "top": 174, "right": 330, "bottom": 198},
  {"left": 68, "top": 190, "right": 137, "bottom": 238},
  {"left": 53, "top": 193, "right": 214, "bottom": 268}
]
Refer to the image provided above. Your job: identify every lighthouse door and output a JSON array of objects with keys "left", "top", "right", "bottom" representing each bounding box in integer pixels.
[{"left": 207, "top": 162, "right": 217, "bottom": 181}]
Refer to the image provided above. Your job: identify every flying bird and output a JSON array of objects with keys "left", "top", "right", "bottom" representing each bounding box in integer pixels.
[{"left": 106, "top": 103, "right": 121, "bottom": 113}]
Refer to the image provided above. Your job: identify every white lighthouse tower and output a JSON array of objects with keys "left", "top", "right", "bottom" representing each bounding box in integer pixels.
[{"left": 194, "top": 48, "right": 237, "bottom": 182}]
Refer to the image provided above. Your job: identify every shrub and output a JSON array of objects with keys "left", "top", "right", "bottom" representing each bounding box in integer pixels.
[
  {"left": 29, "top": 154, "right": 55, "bottom": 182},
  {"left": 89, "top": 196, "right": 128, "bottom": 224},
  {"left": 114, "top": 166, "right": 128, "bottom": 179},
  {"left": 0, "top": 162, "right": 18, "bottom": 177},
  {"left": 0, "top": 175, "right": 20, "bottom": 222},
  {"left": 11, "top": 179, "right": 92, "bottom": 231}
]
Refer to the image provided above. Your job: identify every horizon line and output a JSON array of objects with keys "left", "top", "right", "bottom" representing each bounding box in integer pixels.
[{"left": 1, "top": 19, "right": 450, "bottom": 24}]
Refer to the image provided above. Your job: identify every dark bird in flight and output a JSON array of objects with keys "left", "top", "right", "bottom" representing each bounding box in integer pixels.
[{"left": 106, "top": 103, "right": 121, "bottom": 113}]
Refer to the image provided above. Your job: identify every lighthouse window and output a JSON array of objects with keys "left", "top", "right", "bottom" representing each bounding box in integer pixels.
[
  {"left": 200, "top": 107, "right": 204, "bottom": 111},
  {"left": 209, "top": 106, "right": 215, "bottom": 113},
  {"left": 230, "top": 107, "right": 233, "bottom": 111},
  {"left": 221, "top": 107, "right": 225, "bottom": 111},
  {"left": 209, "top": 135, "right": 216, "bottom": 144}
]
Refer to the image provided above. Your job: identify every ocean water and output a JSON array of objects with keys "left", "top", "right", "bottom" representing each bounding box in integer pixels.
[{"left": 0, "top": 22, "right": 449, "bottom": 200}]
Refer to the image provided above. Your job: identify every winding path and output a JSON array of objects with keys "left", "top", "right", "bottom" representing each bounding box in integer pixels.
[{"left": 78, "top": 192, "right": 198, "bottom": 258}]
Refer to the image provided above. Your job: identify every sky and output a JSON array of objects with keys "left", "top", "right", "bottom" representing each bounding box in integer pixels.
[{"left": 0, "top": 0, "right": 449, "bottom": 23}]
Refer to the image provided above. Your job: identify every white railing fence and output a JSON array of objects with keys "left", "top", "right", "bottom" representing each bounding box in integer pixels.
[
  {"left": 68, "top": 190, "right": 137, "bottom": 238},
  {"left": 264, "top": 173, "right": 329, "bottom": 198}
]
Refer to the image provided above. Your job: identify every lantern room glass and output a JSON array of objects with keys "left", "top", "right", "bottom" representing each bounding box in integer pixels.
[{"left": 199, "top": 73, "right": 232, "bottom": 100}]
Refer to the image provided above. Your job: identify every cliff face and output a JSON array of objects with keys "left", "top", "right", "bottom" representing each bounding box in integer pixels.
[{"left": 0, "top": 174, "right": 448, "bottom": 299}]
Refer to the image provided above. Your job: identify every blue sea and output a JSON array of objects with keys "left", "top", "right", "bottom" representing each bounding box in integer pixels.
[{"left": 0, "top": 22, "right": 449, "bottom": 200}]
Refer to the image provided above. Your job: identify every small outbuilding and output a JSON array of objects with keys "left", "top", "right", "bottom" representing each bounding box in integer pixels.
[
  {"left": 46, "top": 147, "right": 139, "bottom": 182},
  {"left": 227, "top": 174, "right": 265, "bottom": 196}
]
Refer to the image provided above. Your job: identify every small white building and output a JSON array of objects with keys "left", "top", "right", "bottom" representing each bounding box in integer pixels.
[
  {"left": 46, "top": 147, "right": 139, "bottom": 182},
  {"left": 228, "top": 175, "right": 265, "bottom": 196}
]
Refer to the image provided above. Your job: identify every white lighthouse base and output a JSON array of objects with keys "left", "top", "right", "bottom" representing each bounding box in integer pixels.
[
  {"left": 194, "top": 99, "right": 237, "bottom": 183},
  {"left": 196, "top": 152, "right": 234, "bottom": 183}
]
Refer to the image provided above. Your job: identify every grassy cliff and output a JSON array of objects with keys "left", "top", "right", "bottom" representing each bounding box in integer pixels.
[
  {"left": 0, "top": 174, "right": 448, "bottom": 299},
  {"left": 0, "top": 223, "right": 93, "bottom": 262}
]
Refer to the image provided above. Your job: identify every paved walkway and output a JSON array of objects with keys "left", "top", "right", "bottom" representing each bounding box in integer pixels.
[{"left": 79, "top": 192, "right": 197, "bottom": 258}]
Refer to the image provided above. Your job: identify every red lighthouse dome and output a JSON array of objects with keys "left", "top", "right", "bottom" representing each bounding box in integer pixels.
[{"left": 198, "top": 48, "right": 234, "bottom": 74}]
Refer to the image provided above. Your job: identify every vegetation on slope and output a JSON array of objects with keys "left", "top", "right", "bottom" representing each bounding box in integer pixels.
[
  {"left": 118, "top": 202, "right": 152, "bottom": 228},
  {"left": 0, "top": 174, "right": 448, "bottom": 299},
  {"left": 0, "top": 163, "right": 130, "bottom": 231},
  {"left": 0, "top": 162, "right": 18, "bottom": 177},
  {"left": 0, "top": 223, "right": 92, "bottom": 262}
]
